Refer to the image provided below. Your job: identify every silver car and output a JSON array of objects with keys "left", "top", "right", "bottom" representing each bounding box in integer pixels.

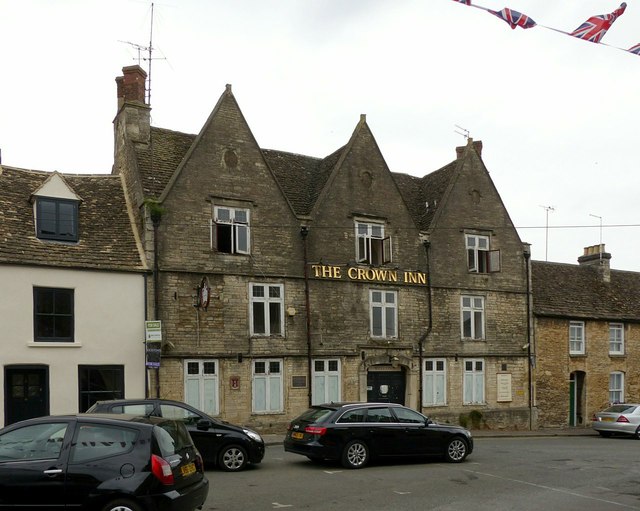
[{"left": 592, "top": 404, "right": 640, "bottom": 438}]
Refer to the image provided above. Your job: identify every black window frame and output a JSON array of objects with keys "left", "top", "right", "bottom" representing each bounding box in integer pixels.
[
  {"left": 78, "top": 365, "right": 125, "bottom": 412},
  {"left": 33, "top": 287, "right": 74, "bottom": 342},
  {"left": 36, "top": 197, "right": 79, "bottom": 242}
]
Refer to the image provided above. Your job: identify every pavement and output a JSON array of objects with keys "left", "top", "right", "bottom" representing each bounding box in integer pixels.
[{"left": 261, "top": 427, "right": 597, "bottom": 446}]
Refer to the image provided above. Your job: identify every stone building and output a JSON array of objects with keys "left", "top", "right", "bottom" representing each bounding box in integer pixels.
[
  {"left": 113, "top": 65, "right": 533, "bottom": 431},
  {"left": 532, "top": 245, "right": 640, "bottom": 428}
]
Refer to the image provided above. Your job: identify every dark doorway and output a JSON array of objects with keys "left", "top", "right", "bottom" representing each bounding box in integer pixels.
[
  {"left": 78, "top": 365, "right": 124, "bottom": 412},
  {"left": 5, "top": 366, "right": 49, "bottom": 426},
  {"left": 367, "top": 367, "right": 405, "bottom": 405},
  {"left": 569, "top": 371, "right": 586, "bottom": 426}
]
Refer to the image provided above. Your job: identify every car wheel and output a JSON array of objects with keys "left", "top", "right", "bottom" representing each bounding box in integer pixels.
[
  {"left": 598, "top": 431, "right": 612, "bottom": 438},
  {"left": 634, "top": 426, "right": 640, "bottom": 440},
  {"left": 444, "top": 437, "right": 468, "bottom": 463},
  {"left": 341, "top": 440, "right": 369, "bottom": 469},
  {"left": 101, "top": 499, "right": 142, "bottom": 511},
  {"left": 219, "top": 444, "right": 248, "bottom": 471}
]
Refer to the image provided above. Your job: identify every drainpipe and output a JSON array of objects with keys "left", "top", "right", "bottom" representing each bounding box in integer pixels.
[
  {"left": 301, "top": 226, "right": 312, "bottom": 407},
  {"left": 524, "top": 248, "right": 533, "bottom": 430},
  {"left": 419, "top": 240, "right": 433, "bottom": 411},
  {"left": 152, "top": 212, "right": 161, "bottom": 399}
]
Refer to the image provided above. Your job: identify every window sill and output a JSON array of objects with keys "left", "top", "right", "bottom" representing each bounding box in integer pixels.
[
  {"left": 569, "top": 353, "right": 586, "bottom": 357},
  {"left": 609, "top": 353, "right": 626, "bottom": 357},
  {"left": 28, "top": 341, "right": 81, "bottom": 348}
]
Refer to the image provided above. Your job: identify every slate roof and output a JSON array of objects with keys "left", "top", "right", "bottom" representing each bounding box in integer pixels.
[
  {"left": 0, "top": 166, "right": 146, "bottom": 272},
  {"left": 134, "top": 127, "right": 196, "bottom": 198},
  {"left": 391, "top": 161, "right": 458, "bottom": 231},
  {"left": 532, "top": 260, "right": 640, "bottom": 322}
]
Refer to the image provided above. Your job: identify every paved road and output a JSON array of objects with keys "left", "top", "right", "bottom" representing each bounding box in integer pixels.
[{"left": 203, "top": 435, "right": 640, "bottom": 511}]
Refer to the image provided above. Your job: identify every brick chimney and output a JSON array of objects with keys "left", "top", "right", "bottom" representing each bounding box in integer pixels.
[
  {"left": 456, "top": 139, "right": 483, "bottom": 159},
  {"left": 116, "top": 65, "right": 147, "bottom": 109},
  {"left": 578, "top": 244, "right": 611, "bottom": 283},
  {"left": 114, "top": 65, "right": 151, "bottom": 145}
]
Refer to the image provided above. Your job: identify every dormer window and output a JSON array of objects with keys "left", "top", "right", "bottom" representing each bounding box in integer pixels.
[
  {"left": 356, "top": 221, "right": 391, "bottom": 265},
  {"left": 36, "top": 197, "right": 78, "bottom": 242}
]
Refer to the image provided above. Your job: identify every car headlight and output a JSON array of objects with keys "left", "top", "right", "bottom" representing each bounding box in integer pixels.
[{"left": 243, "top": 429, "right": 263, "bottom": 443}]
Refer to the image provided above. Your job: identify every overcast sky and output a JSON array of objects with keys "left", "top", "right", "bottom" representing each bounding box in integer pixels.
[{"left": 1, "top": 0, "right": 639, "bottom": 270}]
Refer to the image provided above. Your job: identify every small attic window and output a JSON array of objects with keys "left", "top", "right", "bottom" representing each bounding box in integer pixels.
[{"left": 36, "top": 197, "right": 79, "bottom": 242}]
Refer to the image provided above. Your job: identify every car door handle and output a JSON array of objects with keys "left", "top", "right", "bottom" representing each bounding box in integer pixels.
[{"left": 44, "top": 469, "right": 63, "bottom": 476}]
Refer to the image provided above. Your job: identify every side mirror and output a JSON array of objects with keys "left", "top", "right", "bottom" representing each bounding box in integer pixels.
[
  {"left": 197, "top": 419, "right": 213, "bottom": 431},
  {"left": 425, "top": 418, "right": 433, "bottom": 426}
]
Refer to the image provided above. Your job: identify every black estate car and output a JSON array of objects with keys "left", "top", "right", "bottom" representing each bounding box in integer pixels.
[
  {"left": 88, "top": 398, "right": 264, "bottom": 471},
  {"left": 0, "top": 413, "right": 208, "bottom": 510},
  {"left": 284, "top": 402, "right": 473, "bottom": 469}
]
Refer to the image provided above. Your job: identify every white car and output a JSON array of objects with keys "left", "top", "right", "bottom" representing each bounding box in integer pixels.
[{"left": 592, "top": 404, "right": 640, "bottom": 438}]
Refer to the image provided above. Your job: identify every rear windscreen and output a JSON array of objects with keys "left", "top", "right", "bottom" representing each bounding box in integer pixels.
[
  {"left": 605, "top": 404, "right": 637, "bottom": 413},
  {"left": 297, "top": 407, "right": 334, "bottom": 423},
  {"left": 154, "top": 422, "right": 193, "bottom": 457}
]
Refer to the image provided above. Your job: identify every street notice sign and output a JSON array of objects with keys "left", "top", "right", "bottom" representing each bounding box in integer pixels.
[{"left": 145, "top": 321, "right": 162, "bottom": 342}]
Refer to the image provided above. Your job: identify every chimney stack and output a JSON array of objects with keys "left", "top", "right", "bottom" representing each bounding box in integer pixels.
[
  {"left": 116, "top": 65, "right": 147, "bottom": 110},
  {"left": 114, "top": 65, "right": 151, "bottom": 145},
  {"left": 578, "top": 244, "right": 611, "bottom": 283}
]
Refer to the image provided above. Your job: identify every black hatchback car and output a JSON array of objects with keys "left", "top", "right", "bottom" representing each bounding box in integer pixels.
[
  {"left": 284, "top": 402, "right": 473, "bottom": 469},
  {"left": 88, "top": 398, "right": 264, "bottom": 471},
  {"left": 0, "top": 413, "right": 208, "bottom": 510}
]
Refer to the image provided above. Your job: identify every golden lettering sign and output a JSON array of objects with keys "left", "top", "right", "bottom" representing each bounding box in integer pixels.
[{"left": 311, "top": 265, "right": 427, "bottom": 285}]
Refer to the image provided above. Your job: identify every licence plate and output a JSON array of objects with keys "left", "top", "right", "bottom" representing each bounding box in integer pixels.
[
  {"left": 181, "top": 462, "right": 196, "bottom": 477},
  {"left": 601, "top": 417, "right": 615, "bottom": 422},
  {"left": 292, "top": 432, "right": 304, "bottom": 440}
]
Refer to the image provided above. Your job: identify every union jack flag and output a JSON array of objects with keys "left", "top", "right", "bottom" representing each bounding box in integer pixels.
[
  {"left": 570, "top": 3, "right": 627, "bottom": 43},
  {"left": 628, "top": 43, "right": 640, "bottom": 55},
  {"left": 488, "top": 8, "right": 536, "bottom": 30},
  {"left": 452, "top": 0, "right": 471, "bottom": 5}
]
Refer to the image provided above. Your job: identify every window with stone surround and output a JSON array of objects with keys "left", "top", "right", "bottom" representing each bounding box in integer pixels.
[
  {"left": 184, "top": 360, "right": 219, "bottom": 416},
  {"left": 356, "top": 221, "right": 391, "bottom": 266},
  {"left": 569, "top": 321, "right": 585, "bottom": 355},
  {"left": 461, "top": 295, "right": 484, "bottom": 340},
  {"left": 465, "top": 233, "right": 500, "bottom": 273},
  {"left": 212, "top": 205, "right": 250, "bottom": 254},
  {"left": 370, "top": 289, "right": 397, "bottom": 338},
  {"left": 250, "top": 283, "right": 284, "bottom": 336},
  {"left": 609, "top": 323, "right": 624, "bottom": 355},
  {"left": 312, "top": 359, "right": 341, "bottom": 405},
  {"left": 609, "top": 371, "right": 624, "bottom": 403},
  {"left": 423, "top": 359, "right": 446, "bottom": 406},
  {"left": 463, "top": 359, "right": 484, "bottom": 405}
]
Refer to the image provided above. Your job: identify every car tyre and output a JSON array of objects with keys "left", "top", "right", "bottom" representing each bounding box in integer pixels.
[
  {"left": 634, "top": 426, "right": 640, "bottom": 440},
  {"left": 101, "top": 498, "right": 142, "bottom": 511},
  {"left": 219, "top": 444, "right": 248, "bottom": 471},
  {"left": 444, "top": 437, "right": 468, "bottom": 463},
  {"left": 341, "top": 440, "right": 369, "bottom": 469},
  {"left": 598, "top": 431, "right": 612, "bottom": 438}
]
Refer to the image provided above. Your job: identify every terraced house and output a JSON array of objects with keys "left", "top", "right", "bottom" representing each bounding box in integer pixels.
[
  {"left": 0, "top": 166, "right": 147, "bottom": 426},
  {"left": 112, "top": 65, "right": 533, "bottom": 431},
  {"left": 532, "top": 245, "right": 640, "bottom": 428}
]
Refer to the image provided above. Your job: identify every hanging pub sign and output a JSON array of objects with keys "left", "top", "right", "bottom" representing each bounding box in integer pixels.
[{"left": 196, "top": 277, "right": 211, "bottom": 310}]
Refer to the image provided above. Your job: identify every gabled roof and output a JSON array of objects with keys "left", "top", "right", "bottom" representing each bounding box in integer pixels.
[
  {"left": 127, "top": 113, "right": 468, "bottom": 231},
  {"left": 532, "top": 260, "right": 640, "bottom": 322},
  {"left": 0, "top": 166, "right": 147, "bottom": 272}
]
